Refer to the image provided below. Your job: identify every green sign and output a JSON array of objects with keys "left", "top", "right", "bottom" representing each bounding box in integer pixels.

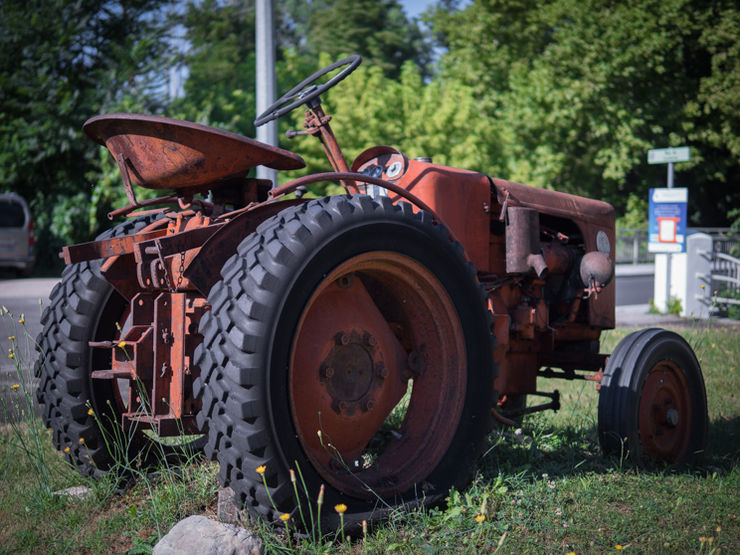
[{"left": 647, "top": 147, "right": 690, "bottom": 164}]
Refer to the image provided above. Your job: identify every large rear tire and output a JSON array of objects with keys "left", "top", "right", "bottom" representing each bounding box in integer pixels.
[
  {"left": 194, "top": 195, "right": 495, "bottom": 529},
  {"left": 598, "top": 328, "right": 707, "bottom": 465},
  {"left": 35, "top": 214, "right": 204, "bottom": 476}
]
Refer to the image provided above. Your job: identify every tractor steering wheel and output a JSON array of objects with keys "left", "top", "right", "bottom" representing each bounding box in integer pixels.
[{"left": 254, "top": 55, "right": 362, "bottom": 127}]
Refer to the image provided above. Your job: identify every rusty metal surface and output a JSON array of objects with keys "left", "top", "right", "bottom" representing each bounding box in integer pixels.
[
  {"left": 639, "top": 360, "right": 691, "bottom": 460},
  {"left": 505, "top": 207, "right": 547, "bottom": 277},
  {"left": 269, "top": 171, "right": 439, "bottom": 218},
  {"left": 492, "top": 178, "right": 614, "bottom": 226},
  {"left": 90, "top": 289, "right": 206, "bottom": 436},
  {"left": 63, "top": 228, "right": 167, "bottom": 264},
  {"left": 84, "top": 113, "right": 306, "bottom": 191},
  {"left": 387, "top": 159, "right": 491, "bottom": 271},
  {"left": 302, "top": 105, "right": 359, "bottom": 194}
]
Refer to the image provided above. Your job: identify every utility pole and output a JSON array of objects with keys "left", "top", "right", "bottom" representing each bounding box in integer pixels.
[{"left": 255, "top": 0, "right": 278, "bottom": 186}]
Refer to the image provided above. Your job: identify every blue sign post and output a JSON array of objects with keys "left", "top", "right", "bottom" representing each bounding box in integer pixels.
[
  {"left": 646, "top": 146, "right": 690, "bottom": 312},
  {"left": 648, "top": 188, "right": 688, "bottom": 253}
]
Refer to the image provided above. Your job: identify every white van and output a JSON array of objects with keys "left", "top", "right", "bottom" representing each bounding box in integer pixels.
[{"left": 0, "top": 193, "right": 35, "bottom": 276}]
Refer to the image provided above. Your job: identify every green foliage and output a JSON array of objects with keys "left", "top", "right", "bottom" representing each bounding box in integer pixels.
[
  {"left": 432, "top": 0, "right": 740, "bottom": 222},
  {"left": 616, "top": 193, "right": 649, "bottom": 228},
  {"left": 0, "top": 0, "right": 176, "bottom": 270},
  {"left": 4, "top": 0, "right": 738, "bottom": 270},
  {"left": 174, "top": 0, "right": 257, "bottom": 137},
  {"left": 304, "top": 0, "right": 431, "bottom": 78},
  {"left": 667, "top": 296, "right": 683, "bottom": 316},
  {"left": 280, "top": 56, "right": 506, "bottom": 195}
]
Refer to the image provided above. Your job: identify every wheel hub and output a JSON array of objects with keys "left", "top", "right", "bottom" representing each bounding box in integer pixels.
[
  {"left": 321, "top": 330, "right": 385, "bottom": 412},
  {"left": 639, "top": 362, "right": 691, "bottom": 459},
  {"left": 665, "top": 407, "right": 679, "bottom": 427},
  {"left": 289, "top": 252, "right": 468, "bottom": 497}
]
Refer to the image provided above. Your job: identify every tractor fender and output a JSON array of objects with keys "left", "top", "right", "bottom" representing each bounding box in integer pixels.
[{"left": 185, "top": 199, "right": 306, "bottom": 295}]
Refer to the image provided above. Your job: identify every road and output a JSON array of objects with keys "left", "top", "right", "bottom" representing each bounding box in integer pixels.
[
  {"left": 614, "top": 264, "right": 654, "bottom": 306},
  {"left": 0, "top": 277, "right": 58, "bottom": 418}
]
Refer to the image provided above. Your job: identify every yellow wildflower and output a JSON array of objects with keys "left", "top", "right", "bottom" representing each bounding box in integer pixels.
[
  {"left": 701, "top": 284, "right": 706, "bottom": 289},
  {"left": 8, "top": 353, "right": 13, "bottom": 359},
  {"left": 716, "top": 526, "right": 722, "bottom": 533},
  {"left": 64, "top": 446, "right": 71, "bottom": 453},
  {"left": 699, "top": 537, "right": 708, "bottom": 543},
  {"left": 88, "top": 408, "right": 94, "bottom": 416},
  {"left": 475, "top": 514, "right": 486, "bottom": 524},
  {"left": 117, "top": 341, "right": 126, "bottom": 348},
  {"left": 18, "top": 315, "right": 24, "bottom": 324},
  {"left": 10, "top": 384, "right": 20, "bottom": 390},
  {"left": 566, "top": 552, "right": 576, "bottom": 555},
  {"left": 615, "top": 545, "right": 623, "bottom": 551},
  {"left": 8, "top": 335, "right": 15, "bottom": 340},
  {"left": 256, "top": 465, "right": 266, "bottom": 475},
  {"left": 279, "top": 513, "right": 290, "bottom": 522},
  {"left": 334, "top": 503, "right": 347, "bottom": 514},
  {"left": 79, "top": 437, "right": 85, "bottom": 444}
]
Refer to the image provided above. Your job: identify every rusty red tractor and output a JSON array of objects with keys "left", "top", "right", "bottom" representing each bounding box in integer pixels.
[{"left": 36, "top": 56, "right": 707, "bottom": 529}]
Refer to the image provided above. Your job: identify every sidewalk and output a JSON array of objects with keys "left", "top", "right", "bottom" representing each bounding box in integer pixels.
[{"left": 616, "top": 304, "right": 740, "bottom": 329}]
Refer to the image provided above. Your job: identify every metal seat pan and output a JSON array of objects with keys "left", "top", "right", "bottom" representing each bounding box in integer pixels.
[{"left": 84, "top": 113, "right": 306, "bottom": 191}]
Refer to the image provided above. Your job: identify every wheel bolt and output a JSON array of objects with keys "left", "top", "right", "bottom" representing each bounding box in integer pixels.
[
  {"left": 375, "top": 362, "right": 387, "bottom": 378},
  {"left": 364, "top": 333, "right": 377, "bottom": 347},
  {"left": 338, "top": 333, "right": 350, "bottom": 345},
  {"left": 363, "top": 398, "right": 375, "bottom": 412},
  {"left": 665, "top": 408, "right": 679, "bottom": 427}
]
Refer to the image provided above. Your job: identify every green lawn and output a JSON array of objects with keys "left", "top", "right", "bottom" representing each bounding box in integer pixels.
[{"left": 1, "top": 325, "right": 737, "bottom": 553}]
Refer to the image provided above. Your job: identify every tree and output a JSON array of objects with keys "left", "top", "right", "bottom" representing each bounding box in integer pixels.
[
  {"left": 282, "top": 56, "right": 505, "bottom": 192},
  {"left": 304, "top": 0, "right": 431, "bottom": 78},
  {"left": 431, "top": 0, "right": 740, "bottom": 225},
  {"left": 0, "top": 0, "right": 175, "bottom": 268}
]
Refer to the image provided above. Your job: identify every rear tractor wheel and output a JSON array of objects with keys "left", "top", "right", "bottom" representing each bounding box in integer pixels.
[
  {"left": 195, "top": 195, "right": 495, "bottom": 530},
  {"left": 35, "top": 215, "right": 205, "bottom": 476},
  {"left": 598, "top": 328, "right": 707, "bottom": 465}
]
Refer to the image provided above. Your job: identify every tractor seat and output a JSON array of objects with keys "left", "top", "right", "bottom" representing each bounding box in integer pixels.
[{"left": 84, "top": 114, "right": 305, "bottom": 193}]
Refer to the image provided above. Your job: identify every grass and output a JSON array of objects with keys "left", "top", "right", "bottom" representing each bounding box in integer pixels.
[{"left": 0, "top": 324, "right": 738, "bottom": 553}]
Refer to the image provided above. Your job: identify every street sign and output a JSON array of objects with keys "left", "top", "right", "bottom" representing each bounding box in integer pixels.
[
  {"left": 648, "top": 188, "right": 688, "bottom": 253},
  {"left": 648, "top": 146, "right": 690, "bottom": 165}
]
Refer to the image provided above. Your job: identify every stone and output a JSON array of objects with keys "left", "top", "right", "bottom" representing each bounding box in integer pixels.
[
  {"left": 217, "top": 487, "right": 242, "bottom": 524},
  {"left": 153, "top": 515, "right": 263, "bottom": 555},
  {"left": 53, "top": 486, "right": 93, "bottom": 501}
]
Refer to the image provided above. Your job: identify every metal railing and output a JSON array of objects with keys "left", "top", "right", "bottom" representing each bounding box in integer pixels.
[
  {"left": 712, "top": 251, "right": 740, "bottom": 306},
  {"left": 615, "top": 228, "right": 653, "bottom": 264},
  {"left": 616, "top": 227, "right": 739, "bottom": 265}
]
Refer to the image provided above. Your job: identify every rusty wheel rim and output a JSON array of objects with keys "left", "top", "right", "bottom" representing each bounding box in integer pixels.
[
  {"left": 289, "top": 252, "right": 467, "bottom": 497},
  {"left": 638, "top": 361, "right": 691, "bottom": 460}
]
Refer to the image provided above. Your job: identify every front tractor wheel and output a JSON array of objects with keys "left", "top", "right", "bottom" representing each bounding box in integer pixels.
[
  {"left": 598, "top": 328, "right": 708, "bottom": 465},
  {"left": 194, "top": 195, "right": 495, "bottom": 529}
]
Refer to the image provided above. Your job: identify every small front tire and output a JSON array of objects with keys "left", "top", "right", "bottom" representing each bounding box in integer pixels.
[{"left": 598, "top": 328, "right": 707, "bottom": 464}]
